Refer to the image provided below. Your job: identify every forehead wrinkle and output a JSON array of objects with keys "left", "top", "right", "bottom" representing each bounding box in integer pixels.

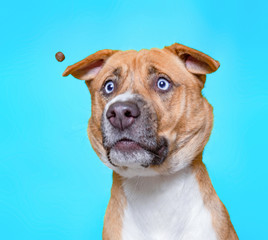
[
  {"left": 128, "top": 57, "right": 151, "bottom": 96},
  {"left": 104, "top": 62, "right": 119, "bottom": 73},
  {"left": 112, "top": 67, "right": 122, "bottom": 77},
  {"left": 134, "top": 51, "right": 150, "bottom": 86},
  {"left": 103, "top": 50, "right": 137, "bottom": 75},
  {"left": 148, "top": 65, "right": 158, "bottom": 75},
  {"left": 129, "top": 56, "right": 137, "bottom": 89},
  {"left": 119, "top": 54, "right": 137, "bottom": 92},
  {"left": 128, "top": 70, "right": 134, "bottom": 90},
  {"left": 113, "top": 63, "right": 133, "bottom": 95}
]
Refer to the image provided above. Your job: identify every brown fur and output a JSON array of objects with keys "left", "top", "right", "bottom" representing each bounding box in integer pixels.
[
  {"left": 103, "top": 172, "right": 126, "bottom": 240},
  {"left": 192, "top": 154, "right": 238, "bottom": 239},
  {"left": 63, "top": 43, "right": 238, "bottom": 239}
]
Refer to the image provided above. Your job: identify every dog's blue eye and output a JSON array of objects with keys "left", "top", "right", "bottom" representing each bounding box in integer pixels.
[
  {"left": 157, "top": 78, "right": 170, "bottom": 91},
  {"left": 104, "top": 81, "right": 114, "bottom": 94}
]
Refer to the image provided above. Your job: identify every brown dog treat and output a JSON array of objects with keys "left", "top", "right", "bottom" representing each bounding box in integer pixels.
[{"left": 55, "top": 52, "right": 65, "bottom": 62}]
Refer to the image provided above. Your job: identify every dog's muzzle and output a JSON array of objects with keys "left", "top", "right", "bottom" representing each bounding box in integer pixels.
[{"left": 101, "top": 96, "right": 168, "bottom": 168}]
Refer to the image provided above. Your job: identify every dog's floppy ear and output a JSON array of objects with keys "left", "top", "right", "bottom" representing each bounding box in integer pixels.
[
  {"left": 164, "top": 43, "right": 220, "bottom": 75},
  {"left": 62, "top": 49, "right": 118, "bottom": 80}
]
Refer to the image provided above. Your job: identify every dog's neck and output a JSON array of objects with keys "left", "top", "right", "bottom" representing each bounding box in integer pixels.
[
  {"left": 122, "top": 155, "right": 217, "bottom": 239},
  {"left": 104, "top": 153, "right": 227, "bottom": 240},
  {"left": 104, "top": 154, "right": 237, "bottom": 240}
]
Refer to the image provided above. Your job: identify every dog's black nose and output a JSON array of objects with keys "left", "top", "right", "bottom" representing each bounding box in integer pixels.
[{"left": 106, "top": 101, "right": 140, "bottom": 130}]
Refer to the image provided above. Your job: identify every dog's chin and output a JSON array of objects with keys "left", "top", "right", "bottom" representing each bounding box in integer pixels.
[
  {"left": 109, "top": 148, "right": 153, "bottom": 168},
  {"left": 107, "top": 138, "right": 168, "bottom": 169}
]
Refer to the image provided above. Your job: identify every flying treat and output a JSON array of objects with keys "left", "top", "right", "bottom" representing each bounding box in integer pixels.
[{"left": 55, "top": 52, "right": 65, "bottom": 62}]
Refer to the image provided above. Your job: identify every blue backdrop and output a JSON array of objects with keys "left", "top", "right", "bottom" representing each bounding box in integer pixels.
[{"left": 1, "top": 0, "right": 267, "bottom": 239}]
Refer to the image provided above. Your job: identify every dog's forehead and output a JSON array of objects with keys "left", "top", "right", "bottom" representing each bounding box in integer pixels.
[
  {"left": 105, "top": 48, "right": 185, "bottom": 72},
  {"left": 92, "top": 47, "right": 195, "bottom": 93}
]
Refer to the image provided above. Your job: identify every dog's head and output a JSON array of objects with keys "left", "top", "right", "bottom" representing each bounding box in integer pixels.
[{"left": 63, "top": 43, "right": 220, "bottom": 177}]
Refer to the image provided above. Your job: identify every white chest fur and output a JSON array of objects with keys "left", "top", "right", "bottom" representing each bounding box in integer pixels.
[{"left": 121, "top": 167, "right": 217, "bottom": 240}]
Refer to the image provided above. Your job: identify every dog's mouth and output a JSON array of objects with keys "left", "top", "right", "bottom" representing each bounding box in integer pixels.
[
  {"left": 113, "top": 138, "right": 143, "bottom": 151},
  {"left": 107, "top": 137, "right": 168, "bottom": 168}
]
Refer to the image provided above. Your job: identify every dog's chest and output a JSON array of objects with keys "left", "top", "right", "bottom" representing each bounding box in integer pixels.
[{"left": 121, "top": 168, "right": 217, "bottom": 240}]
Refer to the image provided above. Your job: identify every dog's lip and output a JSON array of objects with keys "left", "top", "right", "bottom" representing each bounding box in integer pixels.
[
  {"left": 113, "top": 138, "right": 143, "bottom": 151},
  {"left": 148, "top": 137, "right": 168, "bottom": 166}
]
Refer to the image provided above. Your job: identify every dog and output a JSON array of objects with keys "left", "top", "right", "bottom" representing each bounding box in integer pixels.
[{"left": 62, "top": 43, "right": 238, "bottom": 240}]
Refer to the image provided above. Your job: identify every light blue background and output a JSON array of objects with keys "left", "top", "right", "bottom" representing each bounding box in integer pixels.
[{"left": 1, "top": 0, "right": 267, "bottom": 239}]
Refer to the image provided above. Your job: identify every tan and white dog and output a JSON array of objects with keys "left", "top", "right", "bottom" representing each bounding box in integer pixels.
[{"left": 63, "top": 43, "right": 238, "bottom": 240}]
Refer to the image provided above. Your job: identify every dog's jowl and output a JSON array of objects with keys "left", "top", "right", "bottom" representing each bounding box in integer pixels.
[{"left": 63, "top": 43, "right": 238, "bottom": 240}]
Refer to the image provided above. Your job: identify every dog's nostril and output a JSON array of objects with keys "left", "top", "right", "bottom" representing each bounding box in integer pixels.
[
  {"left": 107, "top": 109, "right": 116, "bottom": 119},
  {"left": 110, "top": 110, "right": 116, "bottom": 118},
  {"left": 124, "top": 110, "right": 131, "bottom": 118}
]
